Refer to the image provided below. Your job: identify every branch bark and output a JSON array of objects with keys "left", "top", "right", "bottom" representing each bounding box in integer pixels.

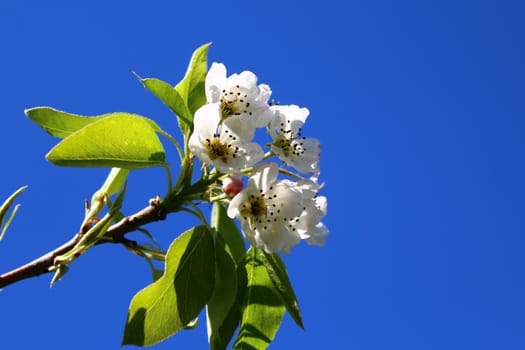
[{"left": 0, "top": 199, "right": 166, "bottom": 289}]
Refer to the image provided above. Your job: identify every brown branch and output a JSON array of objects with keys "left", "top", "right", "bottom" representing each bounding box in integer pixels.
[{"left": 0, "top": 198, "right": 166, "bottom": 289}]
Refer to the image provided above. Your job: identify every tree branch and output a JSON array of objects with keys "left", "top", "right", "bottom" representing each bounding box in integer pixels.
[{"left": 0, "top": 198, "right": 166, "bottom": 289}]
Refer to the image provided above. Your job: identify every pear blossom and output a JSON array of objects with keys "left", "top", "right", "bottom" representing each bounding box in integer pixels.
[
  {"left": 189, "top": 104, "right": 263, "bottom": 174},
  {"left": 269, "top": 105, "right": 320, "bottom": 174},
  {"left": 289, "top": 178, "right": 328, "bottom": 246},
  {"left": 205, "top": 62, "right": 274, "bottom": 139},
  {"left": 227, "top": 163, "right": 304, "bottom": 254}
]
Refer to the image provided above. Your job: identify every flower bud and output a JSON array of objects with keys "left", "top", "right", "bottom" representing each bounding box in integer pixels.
[{"left": 222, "top": 176, "right": 243, "bottom": 198}]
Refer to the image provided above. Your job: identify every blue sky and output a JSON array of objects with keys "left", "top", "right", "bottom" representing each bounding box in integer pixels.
[{"left": 1, "top": 0, "right": 524, "bottom": 349}]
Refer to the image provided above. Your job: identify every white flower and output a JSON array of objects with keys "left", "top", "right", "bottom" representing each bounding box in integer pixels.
[
  {"left": 269, "top": 105, "right": 320, "bottom": 174},
  {"left": 290, "top": 178, "right": 328, "bottom": 246},
  {"left": 189, "top": 104, "right": 263, "bottom": 174},
  {"left": 205, "top": 62, "right": 274, "bottom": 139},
  {"left": 227, "top": 163, "right": 304, "bottom": 254},
  {"left": 302, "top": 223, "right": 328, "bottom": 246}
]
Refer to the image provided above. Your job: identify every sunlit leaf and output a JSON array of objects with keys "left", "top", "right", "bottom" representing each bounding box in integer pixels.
[
  {"left": 260, "top": 251, "right": 304, "bottom": 329},
  {"left": 122, "top": 225, "right": 215, "bottom": 346},
  {"left": 46, "top": 113, "right": 166, "bottom": 168},
  {"left": 151, "top": 268, "right": 164, "bottom": 282},
  {"left": 25, "top": 107, "right": 112, "bottom": 138},
  {"left": 211, "top": 202, "right": 246, "bottom": 265},
  {"left": 232, "top": 248, "right": 286, "bottom": 350},
  {"left": 207, "top": 235, "right": 241, "bottom": 350},
  {"left": 135, "top": 74, "right": 193, "bottom": 135},
  {"left": 175, "top": 42, "right": 211, "bottom": 115}
]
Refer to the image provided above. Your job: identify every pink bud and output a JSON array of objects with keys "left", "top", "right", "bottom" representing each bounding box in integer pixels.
[{"left": 222, "top": 176, "right": 243, "bottom": 197}]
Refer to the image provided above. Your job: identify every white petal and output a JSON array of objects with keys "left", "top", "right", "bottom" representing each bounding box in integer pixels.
[
  {"left": 222, "top": 115, "right": 256, "bottom": 141},
  {"left": 255, "top": 221, "right": 300, "bottom": 254},
  {"left": 222, "top": 100, "right": 273, "bottom": 134},
  {"left": 211, "top": 141, "right": 263, "bottom": 174},
  {"left": 270, "top": 105, "right": 309, "bottom": 134},
  {"left": 250, "top": 101, "right": 274, "bottom": 128},
  {"left": 256, "top": 84, "right": 272, "bottom": 103},
  {"left": 290, "top": 156, "right": 320, "bottom": 174},
  {"left": 266, "top": 182, "right": 303, "bottom": 219},
  {"left": 227, "top": 190, "right": 249, "bottom": 219},
  {"left": 305, "top": 223, "right": 328, "bottom": 246},
  {"left": 206, "top": 62, "right": 227, "bottom": 103},
  {"left": 189, "top": 104, "right": 221, "bottom": 164},
  {"left": 315, "top": 195, "right": 328, "bottom": 215},
  {"left": 212, "top": 159, "right": 239, "bottom": 174},
  {"left": 240, "top": 219, "right": 258, "bottom": 247},
  {"left": 290, "top": 138, "right": 321, "bottom": 174},
  {"left": 249, "top": 163, "right": 279, "bottom": 193},
  {"left": 271, "top": 136, "right": 320, "bottom": 174},
  {"left": 229, "top": 70, "right": 259, "bottom": 98},
  {"left": 192, "top": 104, "right": 220, "bottom": 138},
  {"left": 298, "top": 138, "right": 321, "bottom": 156},
  {"left": 295, "top": 203, "right": 324, "bottom": 233},
  {"left": 297, "top": 179, "right": 321, "bottom": 200},
  {"left": 239, "top": 142, "right": 264, "bottom": 167},
  {"left": 270, "top": 144, "right": 287, "bottom": 162},
  {"left": 188, "top": 133, "right": 211, "bottom": 164}
]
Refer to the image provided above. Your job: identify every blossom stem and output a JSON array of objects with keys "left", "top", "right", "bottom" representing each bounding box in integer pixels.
[
  {"left": 263, "top": 151, "right": 275, "bottom": 160},
  {"left": 278, "top": 168, "right": 304, "bottom": 180},
  {"left": 209, "top": 193, "right": 229, "bottom": 202},
  {"left": 216, "top": 167, "right": 253, "bottom": 182},
  {"left": 240, "top": 167, "right": 254, "bottom": 176},
  {"left": 135, "top": 245, "right": 166, "bottom": 262}
]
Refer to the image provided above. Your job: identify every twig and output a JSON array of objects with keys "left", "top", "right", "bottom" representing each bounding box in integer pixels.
[{"left": 0, "top": 198, "right": 166, "bottom": 289}]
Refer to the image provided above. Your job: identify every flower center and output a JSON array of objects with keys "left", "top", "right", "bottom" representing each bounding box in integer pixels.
[
  {"left": 273, "top": 135, "right": 292, "bottom": 156},
  {"left": 206, "top": 136, "right": 234, "bottom": 162},
  {"left": 219, "top": 86, "right": 252, "bottom": 122},
  {"left": 273, "top": 121, "right": 305, "bottom": 157},
  {"left": 241, "top": 194, "right": 267, "bottom": 226}
]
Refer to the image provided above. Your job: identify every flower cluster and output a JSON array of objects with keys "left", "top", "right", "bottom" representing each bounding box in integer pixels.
[{"left": 189, "top": 63, "right": 327, "bottom": 254}]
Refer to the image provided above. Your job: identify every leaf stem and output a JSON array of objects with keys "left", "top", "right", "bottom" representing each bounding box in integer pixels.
[
  {"left": 263, "top": 150, "right": 275, "bottom": 160},
  {"left": 179, "top": 204, "right": 209, "bottom": 227},
  {"left": 158, "top": 129, "right": 184, "bottom": 163},
  {"left": 278, "top": 168, "right": 303, "bottom": 180},
  {"left": 163, "top": 164, "right": 173, "bottom": 193}
]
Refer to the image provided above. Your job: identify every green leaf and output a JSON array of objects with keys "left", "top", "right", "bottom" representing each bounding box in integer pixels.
[
  {"left": 135, "top": 75, "right": 193, "bottom": 135},
  {"left": 207, "top": 235, "right": 242, "bottom": 350},
  {"left": 260, "top": 252, "right": 304, "bottom": 329},
  {"left": 151, "top": 268, "right": 164, "bottom": 282},
  {"left": 0, "top": 186, "right": 27, "bottom": 241},
  {"left": 211, "top": 202, "right": 246, "bottom": 265},
  {"left": 25, "top": 107, "right": 112, "bottom": 138},
  {"left": 46, "top": 113, "right": 166, "bottom": 168},
  {"left": 122, "top": 225, "right": 215, "bottom": 347},
  {"left": 175, "top": 42, "right": 211, "bottom": 115},
  {"left": 232, "top": 248, "right": 286, "bottom": 350}
]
